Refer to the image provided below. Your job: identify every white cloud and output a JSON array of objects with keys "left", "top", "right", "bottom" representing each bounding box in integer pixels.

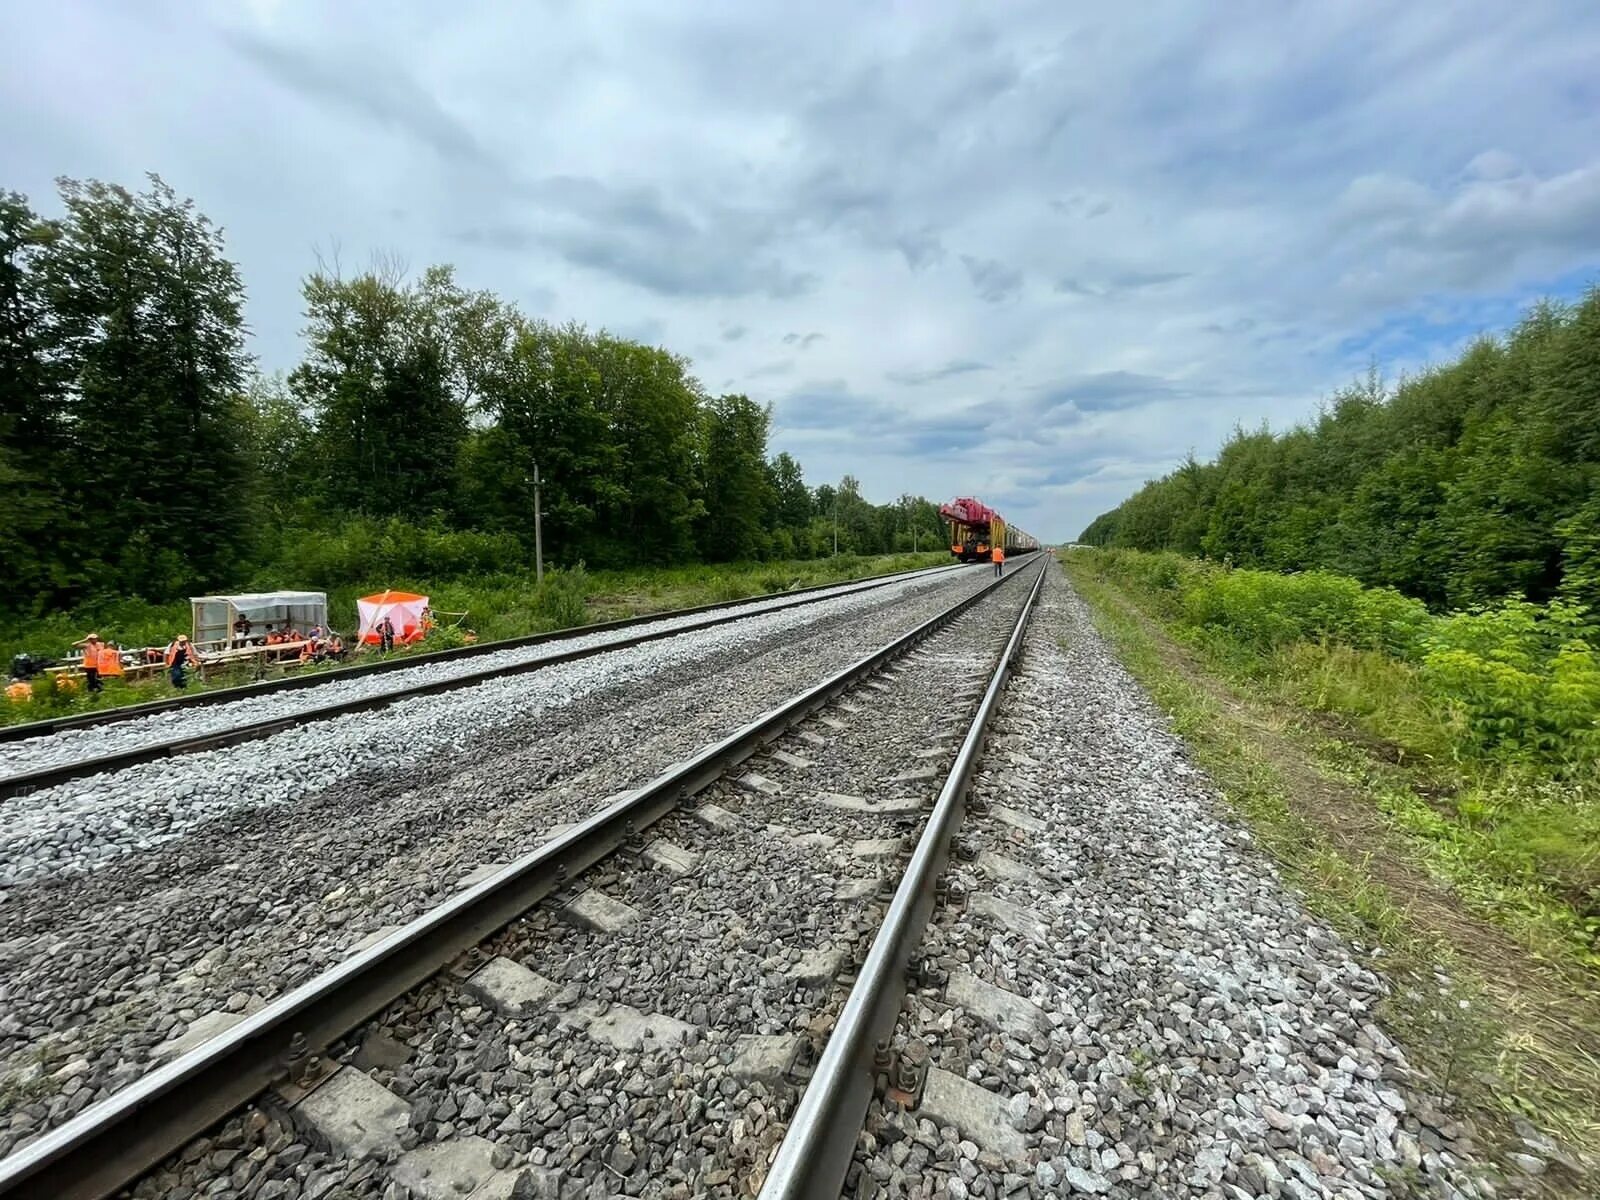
[{"left": 2, "top": 0, "right": 1598, "bottom": 540}]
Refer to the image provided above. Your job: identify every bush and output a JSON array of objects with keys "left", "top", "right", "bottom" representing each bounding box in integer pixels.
[
  {"left": 1422, "top": 600, "right": 1600, "bottom": 768},
  {"left": 420, "top": 623, "right": 475, "bottom": 651},
  {"left": 1092, "top": 548, "right": 1200, "bottom": 597},
  {"left": 1354, "top": 586, "right": 1435, "bottom": 660},
  {"left": 1075, "top": 547, "right": 1600, "bottom": 772},
  {"left": 263, "top": 517, "right": 525, "bottom": 589},
  {"left": 532, "top": 565, "right": 590, "bottom": 628},
  {"left": 759, "top": 571, "right": 799, "bottom": 594},
  {"left": 704, "top": 574, "right": 752, "bottom": 603},
  {"left": 1173, "top": 567, "right": 1430, "bottom": 658}
]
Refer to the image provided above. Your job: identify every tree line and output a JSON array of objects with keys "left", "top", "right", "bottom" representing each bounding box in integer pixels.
[
  {"left": 1080, "top": 288, "right": 1600, "bottom": 611},
  {"left": 0, "top": 176, "right": 953, "bottom": 616}
]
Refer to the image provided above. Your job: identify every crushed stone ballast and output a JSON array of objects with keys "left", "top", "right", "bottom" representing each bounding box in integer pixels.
[{"left": 0, "top": 560, "right": 1045, "bottom": 1200}]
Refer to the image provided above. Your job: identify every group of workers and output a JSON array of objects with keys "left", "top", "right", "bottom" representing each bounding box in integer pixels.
[
  {"left": 69, "top": 624, "right": 351, "bottom": 693},
  {"left": 69, "top": 633, "right": 124, "bottom": 692},
  {"left": 32, "top": 603, "right": 433, "bottom": 704},
  {"left": 231, "top": 615, "right": 348, "bottom": 663},
  {"left": 295, "top": 628, "right": 348, "bottom": 665},
  {"left": 73, "top": 632, "right": 203, "bottom": 690}
]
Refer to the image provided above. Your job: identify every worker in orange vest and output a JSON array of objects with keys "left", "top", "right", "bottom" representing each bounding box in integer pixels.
[
  {"left": 72, "top": 632, "right": 106, "bottom": 693},
  {"left": 992, "top": 543, "right": 1005, "bottom": 576},
  {"left": 97, "top": 640, "right": 125, "bottom": 681},
  {"left": 164, "top": 634, "right": 204, "bottom": 689}
]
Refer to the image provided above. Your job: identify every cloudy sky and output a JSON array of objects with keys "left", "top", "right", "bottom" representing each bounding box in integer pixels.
[{"left": 6, "top": 1, "right": 1600, "bottom": 540}]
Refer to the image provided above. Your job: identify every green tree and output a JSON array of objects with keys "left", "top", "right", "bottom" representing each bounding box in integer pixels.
[
  {"left": 768, "top": 452, "right": 812, "bottom": 530},
  {"left": 0, "top": 190, "right": 73, "bottom": 610},
  {"left": 41, "top": 175, "right": 251, "bottom": 600},
  {"left": 590, "top": 336, "right": 703, "bottom": 564},
  {"left": 829, "top": 474, "right": 878, "bottom": 554},
  {"left": 476, "top": 322, "right": 707, "bottom": 567},
  {"left": 1082, "top": 287, "right": 1600, "bottom": 610},
  {"left": 238, "top": 372, "right": 314, "bottom": 528},
  {"left": 698, "top": 393, "right": 772, "bottom": 561},
  {"left": 290, "top": 261, "right": 469, "bottom": 517}
]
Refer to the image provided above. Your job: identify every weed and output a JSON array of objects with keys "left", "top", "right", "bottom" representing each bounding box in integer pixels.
[{"left": 532, "top": 564, "right": 590, "bottom": 627}]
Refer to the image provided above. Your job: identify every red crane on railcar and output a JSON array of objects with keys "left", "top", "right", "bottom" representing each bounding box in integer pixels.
[{"left": 939, "top": 497, "right": 1038, "bottom": 562}]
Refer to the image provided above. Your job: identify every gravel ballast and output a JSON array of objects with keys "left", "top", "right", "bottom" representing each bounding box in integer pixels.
[
  {"left": 849, "top": 564, "right": 1493, "bottom": 1198},
  {"left": 0, "top": 563, "right": 1020, "bottom": 1157},
  {"left": 116, "top": 564, "right": 1040, "bottom": 1200}
]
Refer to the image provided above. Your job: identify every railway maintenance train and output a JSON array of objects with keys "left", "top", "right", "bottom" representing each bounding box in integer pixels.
[{"left": 939, "top": 497, "right": 1040, "bottom": 562}]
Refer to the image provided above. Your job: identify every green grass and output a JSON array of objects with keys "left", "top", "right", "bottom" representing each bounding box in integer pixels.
[
  {"left": 2, "top": 551, "right": 951, "bottom": 726},
  {"left": 1063, "top": 555, "right": 1600, "bottom": 1184},
  {"left": 1069, "top": 549, "right": 1600, "bottom": 971}
]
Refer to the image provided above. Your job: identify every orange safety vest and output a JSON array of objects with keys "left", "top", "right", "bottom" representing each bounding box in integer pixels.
[
  {"left": 164, "top": 642, "right": 193, "bottom": 668},
  {"left": 992, "top": 546, "right": 1005, "bottom": 563},
  {"left": 98, "top": 645, "right": 124, "bottom": 677}
]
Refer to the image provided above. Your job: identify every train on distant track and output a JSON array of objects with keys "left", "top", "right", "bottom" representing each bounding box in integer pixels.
[{"left": 939, "top": 497, "right": 1040, "bottom": 562}]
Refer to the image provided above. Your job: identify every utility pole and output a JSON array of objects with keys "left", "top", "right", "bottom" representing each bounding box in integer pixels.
[
  {"left": 832, "top": 495, "right": 838, "bottom": 557},
  {"left": 532, "top": 463, "right": 544, "bottom": 584}
]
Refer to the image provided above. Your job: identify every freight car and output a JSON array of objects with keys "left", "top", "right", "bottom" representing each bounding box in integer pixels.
[{"left": 938, "top": 497, "right": 1040, "bottom": 562}]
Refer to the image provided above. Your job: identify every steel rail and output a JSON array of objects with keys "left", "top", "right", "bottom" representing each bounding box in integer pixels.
[
  {"left": 0, "top": 561, "right": 975, "bottom": 747},
  {"left": 0, "top": 556, "right": 1045, "bottom": 1200},
  {"left": 759, "top": 555, "right": 1047, "bottom": 1199},
  {"left": 0, "top": 562, "right": 980, "bottom": 801}
]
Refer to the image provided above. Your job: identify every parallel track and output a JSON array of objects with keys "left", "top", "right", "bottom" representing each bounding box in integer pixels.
[
  {"left": 0, "top": 562, "right": 991, "bottom": 801},
  {"left": 0, "top": 562, "right": 967, "bottom": 748},
  {"left": 0, "top": 557, "right": 1045, "bottom": 1199}
]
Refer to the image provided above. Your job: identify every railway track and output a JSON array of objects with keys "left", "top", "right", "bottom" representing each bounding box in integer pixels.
[
  {"left": 0, "top": 557, "right": 1014, "bottom": 1105},
  {"left": 0, "top": 557, "right": 1046, "bottom": 1199},
  {"left": 0, "top": 562, "right": 973, "bottom": 800}
]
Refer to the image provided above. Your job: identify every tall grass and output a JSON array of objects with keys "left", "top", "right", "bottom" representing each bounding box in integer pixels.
[
  {"left": 1079, "top": 548, "right": 1600, "bottom": 773},
  {"left": 1068, "top": 547, "right": 1600, "bottom": 967}
]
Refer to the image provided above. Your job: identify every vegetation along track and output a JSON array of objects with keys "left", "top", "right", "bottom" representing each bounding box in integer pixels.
[
  {"left": 0, "top": 557, "right": 1044, "bottom": 1198},
  {"left": 0, "top": 563, "right": 967, "bottom": 799}
]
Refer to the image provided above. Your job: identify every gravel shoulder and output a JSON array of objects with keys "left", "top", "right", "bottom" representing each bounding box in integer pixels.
[
  {"left": 851, "top": 564, "right": 1502, "bottom": 1198},
  {"left": 1063, "top": 560, "right": 1600, "bottom": 1193}
]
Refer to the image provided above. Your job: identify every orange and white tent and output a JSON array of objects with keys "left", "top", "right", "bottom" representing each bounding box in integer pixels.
[{"left": 357, "top": 590, "right": 430, "bottom": 646}]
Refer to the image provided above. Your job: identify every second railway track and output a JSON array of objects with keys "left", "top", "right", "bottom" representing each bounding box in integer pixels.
[
  {"left": 0, "top": 563, "right": 971, "bottom": 799},
  {"left": 0, "top": 557, "right": 1046, "bottom": 1199}
]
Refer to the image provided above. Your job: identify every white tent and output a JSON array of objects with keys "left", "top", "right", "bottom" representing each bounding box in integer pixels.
[
  {"left": 356, "top": 590, "right": 430, "bottom": 646},
  {"left": 191, "top": 591, "right": 329, "bottom": 648}
]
